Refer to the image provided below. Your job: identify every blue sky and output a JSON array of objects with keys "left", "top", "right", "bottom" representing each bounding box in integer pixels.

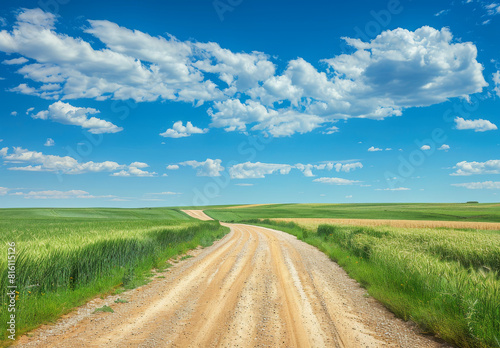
[{"left": 0, "top": 0, "right": 499, "bottom": 207}]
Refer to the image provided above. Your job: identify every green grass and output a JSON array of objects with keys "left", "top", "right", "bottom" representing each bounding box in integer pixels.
[
  {"left": 0, "top": 207, "right": 192, "bottom": 221},
  {"left": 114, "top": 298, "right": 128, "bottom": 304},
  {"left": 205, "top": 203, "right": 500, "bottom": 222},
  {"left": 245, "top": 219, "right": 500, "bottom": 348},
  {"left": 156, "top": 262, "right": 173, "bottom": 273},
  {"left": 0, "top": 207, "right": 229, "bottom": 343},
  {"left": 93, "top": 305, "right": 114, "bottom": 314}
]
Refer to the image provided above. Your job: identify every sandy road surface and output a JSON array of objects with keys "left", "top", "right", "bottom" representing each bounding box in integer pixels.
[
  {"left": 15, "top": 211, "right": 449, "bottom": 348},
  {"left": 181, "top": 209, "right": 215, "bottom": 220}
]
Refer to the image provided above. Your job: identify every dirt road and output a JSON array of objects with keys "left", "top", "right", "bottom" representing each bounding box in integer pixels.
[{"left": 15, "top": 211, "right": 448, "bottom": 347}]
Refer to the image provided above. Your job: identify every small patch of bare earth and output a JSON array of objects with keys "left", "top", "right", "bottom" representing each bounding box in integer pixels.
[{"left": 180, "top": 209, "right": 214, "bottom": 220}]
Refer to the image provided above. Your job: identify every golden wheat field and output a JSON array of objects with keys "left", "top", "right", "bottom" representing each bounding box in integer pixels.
[{"left": 272, "top": 218, "right": 500, "bottom": 231}]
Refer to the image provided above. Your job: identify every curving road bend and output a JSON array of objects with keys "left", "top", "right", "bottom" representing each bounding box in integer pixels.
[{"left": 15, "top": 211, "right": 449, "bottom": 348}]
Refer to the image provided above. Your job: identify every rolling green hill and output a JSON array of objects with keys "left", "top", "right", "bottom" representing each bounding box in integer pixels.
[{"left": 205, "top": 203, "right": 500, "bottom": 223}]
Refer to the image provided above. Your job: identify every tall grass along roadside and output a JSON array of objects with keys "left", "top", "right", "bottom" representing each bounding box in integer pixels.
[
  {"left": 0, "top": 209, "right": 228, "bottom": 343},
  {"left": 244, "top": 218, "right": 500, "bottom": 348}
]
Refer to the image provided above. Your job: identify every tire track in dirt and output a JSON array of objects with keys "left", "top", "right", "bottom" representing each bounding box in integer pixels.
[
  {"left": 14, "top": 210, "right": 450, "bottom": 348},
  {"left": 172, "top": 225, "right": 259, "bottom": 347},
  {"left": 257, "top": 223, "right": 359, "bottom": 347}
]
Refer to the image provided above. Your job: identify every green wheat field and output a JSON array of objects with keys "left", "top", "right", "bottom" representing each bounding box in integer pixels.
[{"left": 0, "top": 208, "right": 228, "bottom": 342}]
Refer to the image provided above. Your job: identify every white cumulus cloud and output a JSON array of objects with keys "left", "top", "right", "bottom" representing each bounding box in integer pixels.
[
  {"left": 338, "top": 162, "right": 363, "bottom": 172},
  {"left": 295, "top": 163, "right": 315, "bottom": 177},
  {"left": 452, "top": 181, "right": 500, "bottom": 189},
  {"left": 111, "top": 163, "right": 157, "bottom": 177},
  {"left": 0, "top": 146, "right": 154, "bottom": 176},
  {"left": 44, "top": 138, "right": 55, "bottom": 147},
  {"left": 208, "top": 99, "right": 324, "bottom": 137},
  {"left": 129, "top": 162, "right": 149, "bottom": 168},
  {"left": 451, "top": 160, "right": 500, "bottom": 176},
  {"left": 180, "top": 158, "right": 224, "bottom": 177},
  {"left": 160, "top": 121, "right": 208, "bottom": 138},
  {"left": 166, "top": 164, "right": 179, "bottom": 170},
  {"left": 229, "top": 161, "right": 363, "bottom": 178},
  {"left": 454, "top": 117, "right": 497, "bottom": 132},
  {"left": 229, "top": 162, "right": 293, "bottom": 179},
  {"left": 420, "top": 145, "right": 431, "bottom": 150},
  {"left": 0, "top": 9, "right": 235, "bottom": 102},
  {"left": 439, "top": 144, "right": 450, "bottom": 151},
  {"left": 368, "top": 146, "right": 383, "bottom": 152},
  {"left": 2, "top": 57, "right": 28, "bottom": 65},
  {"left": 493, "top": 71, "right": 500, "bottom": 97},
  {"left": 32, "top": 101, "right": 122, "bottom": 134}
]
